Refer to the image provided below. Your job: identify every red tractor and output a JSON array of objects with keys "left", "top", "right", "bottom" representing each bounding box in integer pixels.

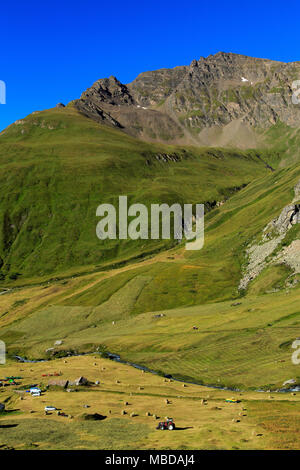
[{"left": 156, "top": 417, "right": 175, "bottom": 430}]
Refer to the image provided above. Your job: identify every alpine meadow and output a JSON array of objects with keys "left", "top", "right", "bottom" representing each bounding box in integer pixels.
[{"left": 1, "top": 51, "right": 300, "bottom": 451}]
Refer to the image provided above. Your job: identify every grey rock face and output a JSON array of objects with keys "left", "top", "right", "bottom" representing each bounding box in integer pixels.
[
  {"left": 239, "top": 179, "right": 300, "bottom": 290},
  {"left": 80, "top": 76, "right": 134, "bottom": 106},
  {"left": 74, "top": 52, "right": 300, "bottom": 146},
  {"left": 271, "top": 203, "right": 300, "bottom": 233}
]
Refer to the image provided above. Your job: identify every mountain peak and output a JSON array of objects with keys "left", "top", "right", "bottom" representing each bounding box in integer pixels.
[{"left": 74, "top": 52, "right": 300, "bottom": 148}]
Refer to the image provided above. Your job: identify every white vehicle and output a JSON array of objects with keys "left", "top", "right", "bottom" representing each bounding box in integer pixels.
[
  {"left": 31, "top": 392, "right": 41, "bottom": 397},
  {"left": 44, "top": 406, "right": 56, "bottom": 412}
]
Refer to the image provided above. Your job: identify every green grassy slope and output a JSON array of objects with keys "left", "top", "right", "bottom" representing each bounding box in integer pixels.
[
  {"left": 0, "top": 147, "right": 300, "bottom": 388},
  {"left": 0, "top": 105, "right": 275, "bottom": 282},
  {"left": 1, "top": 104, "right": 300, "bottom": 390}
]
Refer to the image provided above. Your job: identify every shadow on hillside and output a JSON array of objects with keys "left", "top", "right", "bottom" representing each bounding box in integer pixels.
[{"left": 0, "top": 423, "right": 18, "bottom": 428}]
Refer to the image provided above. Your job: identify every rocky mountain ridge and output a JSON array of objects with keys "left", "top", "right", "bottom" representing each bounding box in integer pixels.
[{"left": 74, "top": 52, "right": 300, "bottom": 148}]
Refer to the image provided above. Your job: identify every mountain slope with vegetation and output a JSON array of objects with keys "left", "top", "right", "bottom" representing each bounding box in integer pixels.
[
  {"left": 0, "top": 105, "right": 275, "bottom": 281},
  {"left": 0, "top": 52, "right": 300, "bottom": 392}
]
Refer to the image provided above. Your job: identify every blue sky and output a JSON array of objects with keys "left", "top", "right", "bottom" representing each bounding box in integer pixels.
[{"left": 0, "top": 0, "right": 299, "bottom": 131}]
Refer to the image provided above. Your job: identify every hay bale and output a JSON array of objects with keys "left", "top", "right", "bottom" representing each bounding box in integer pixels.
[
  {"left": 164, "top": 399, "right": 169, "bottom": 404},
  {"left": 116, "top": 380, "right": 120, "bottom": 384},
  {"left": 130, "top": 412, "right": 136, "bottom": 417},
  {"left": 153, "top": 414, "right": 157, "bottom": 419},
  {"left": 124, "top": 401, "right": 128, "bottom": 406},
  {"left": 146, "top": 412, "right": 151, "bottom": 416},
  {"left": 182, "top": 384, "right": 186, "bottom": 387},
  {"left": 121, "top": 410, "right": 126, "bottom": 415}
]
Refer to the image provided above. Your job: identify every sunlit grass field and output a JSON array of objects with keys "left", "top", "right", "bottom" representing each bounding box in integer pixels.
[{"left": 1, "top": 355, "right": 300, "bottom": 450}]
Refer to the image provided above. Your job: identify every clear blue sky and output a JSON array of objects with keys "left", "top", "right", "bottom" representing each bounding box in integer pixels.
[{"left": 0, "top": 0, "right": 299, "bottom": 131}]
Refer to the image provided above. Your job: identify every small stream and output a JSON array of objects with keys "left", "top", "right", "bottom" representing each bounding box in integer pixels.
[{"left": 13, "top": 352, "right": 299, "bottom": 394}]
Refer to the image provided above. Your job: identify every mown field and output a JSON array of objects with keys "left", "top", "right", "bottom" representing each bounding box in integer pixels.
[
  {"left": 1, "top": 270, "right": 300, "bottom": 390},
  {"left": 1, "top": 355, "right": 300, "bottom": 450}
]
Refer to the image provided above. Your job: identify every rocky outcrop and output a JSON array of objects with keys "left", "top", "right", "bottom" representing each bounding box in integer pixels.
[
  {"left": 154, "top": 153, "right": 182, "bottom": 163},
  {"left": 239, "top": 180, "right": 300, "bottom": 290},
  {"left": 275, "top": 240, "right": 300, "bottom": 274},
  {"left": 265, "top": 204, "right": 300, "bottom": 235},
  {"left": 80, "top": 76, "right": 134, "bottom": 106},
  {"left": 74, "top": 52, "right": 300, "bottom": 147},
  {"left": 75, "top": 97, "right": 123, "bottom": 127}
]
